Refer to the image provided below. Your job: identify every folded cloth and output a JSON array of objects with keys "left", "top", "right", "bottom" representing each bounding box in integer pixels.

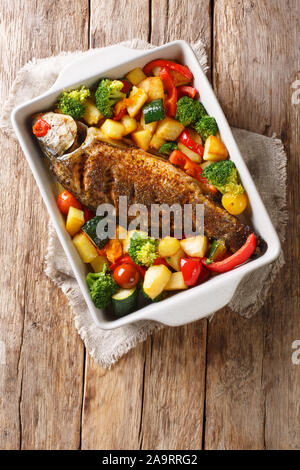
[{"left": 0, "top": 39, "right": 287, "bottom": 368}]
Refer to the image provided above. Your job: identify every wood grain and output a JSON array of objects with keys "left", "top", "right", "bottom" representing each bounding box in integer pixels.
[
  {"left": 81, "top": 344, "right": 147, "bottom": 450},
  {"left": 204, "top": 0, "right": 300, "bottom": 450},
  {"left": 1, "top": 0, "right": 299, "bottom": 451},
  {"left": 90, "top": 0, "right": 150, "bottom": 48},
  {"left": 140, "top": 323, "right": 207, "bottom": 450},
  {"left": 82, "top": 0, "right": 211, "bottom": 450},
  {"left": 204, "top": 310, "right": 266, "bottom": 449},
  {"left": 151, "top": 0, "right": 212, "bottom": 70},
  {"left": 137, "top": 1, "right": 211, "bottom": 449},
  {"left": 0, "top": 0, "right": 89, "bottom": 450},
  {"left": 80, "top": 0, "right": 150, "bottom": 450}
]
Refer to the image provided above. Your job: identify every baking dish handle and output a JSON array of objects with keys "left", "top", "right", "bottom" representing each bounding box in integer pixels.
[
  {"left": 144, "top": 271, "right": 244, "bottom": 326},
  {"left": 48, "top": 45, "right": 147, "bottom": 93}
]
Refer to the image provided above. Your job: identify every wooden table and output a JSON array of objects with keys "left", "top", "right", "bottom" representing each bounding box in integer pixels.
[{"left": 0, "top": 0, "right": 299, "bottom": 450}]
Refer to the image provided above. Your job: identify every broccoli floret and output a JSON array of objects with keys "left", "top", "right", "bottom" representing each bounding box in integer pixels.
[
  {"left": 57, "top": 86, "right": 91, "bottom": 119},
  {"left": 95, "top": 79, "right": 126, "bottom": 118},
  {"left": 159, "top": 142, "right": 178, "bottom": 156},
  {"left": 175, "top": 96, "right": 207, "bottom": 126},
  {"left": 128, "top": 232, "right": 158, "bottom": 267},
  {"left": 86, "top": 264, "right": 118, "bottom": 309},
  {"left": 202, "top": 160, "right": 244, "bottom": 195},
  {"left": 194, "top": 115, "right": 218, "bottom": 141}
]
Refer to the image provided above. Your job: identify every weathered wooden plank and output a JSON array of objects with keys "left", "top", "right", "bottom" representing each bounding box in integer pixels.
[
  {"left": 204, "top": 310, "right": 265, "bottom": 449},
  {"left": 137, "top": 0, "right": 211, "bottom": 450},
  {"left": 81, "top": 345, "right": 147, "bottom": 450},
  {"left": 205, "top": 0, "right": 300, "bottom": 450},
  {"left": 140, "top": 323, "right": 207, "bottom": 450},
  {"left": 0, "top": 0, "right": 89, "bottom": 449},
  {"left": 151, "top": 0, "right": 212, "bottom": 71},
  {"left": 80, "top": 0, "right": 150, "bottom": 450},
  {"left": 261, "top": 5, "right": 300, "bottom": 444},
  {"left": 90, "top": 0, "right": 150, "bottom": 48}
]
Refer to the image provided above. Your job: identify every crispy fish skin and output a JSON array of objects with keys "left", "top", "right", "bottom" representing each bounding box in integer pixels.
[{"left": 49, "top": 135, "right": 255, "bottom": 253}]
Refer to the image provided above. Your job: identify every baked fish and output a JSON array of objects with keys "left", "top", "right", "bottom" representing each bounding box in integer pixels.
[{"left": 35, "top": 125, "right": 263, "bottom": 254}]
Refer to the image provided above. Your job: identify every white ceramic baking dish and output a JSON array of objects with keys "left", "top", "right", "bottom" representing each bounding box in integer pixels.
[{"left": 11, "top": 40, "right": 281, "bottom": 329}]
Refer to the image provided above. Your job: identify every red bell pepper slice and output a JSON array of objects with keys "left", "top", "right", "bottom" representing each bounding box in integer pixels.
[
  {"left": 197, "top": 264, "right": 210, "bottom": 284},
  {"left": 153, "top": 257, "right": 169, "bottom": 267},
  {"left": 143, "top": 59, "right": 193, "bottom": 80},
  {"left": 169, "top": 150, "right": 199, "bottom": 178},
  {"left": 180, "top": 258, "right": 202, "bottom": 286},
  {"left": 83, "top": 207, "right": 95, "bottom": 222},
  {"left": 177, "top": 86, "right": 198, "bottom": 99},
  {"left": 169, "top": 149, "right": 187, "bottom": 167},
  {"left": 169, "top": 150, "right": 218, "bottom": 193},
  {"left": 110, "top": 255, "right": 146, "bottom": 278},
  {"left": 136, "top": 266, "right": 147, "bottom": 278},
  {"left": 119, "top": 79, "right": 132, "bottom": 95},
  {"left": 179, "top": 130, "right": 204, "bottom": 156},
  {"left": 169, "top": 150, "right": 203, "bottom": 180},
  {"left": 202, "top": 233, "right": 257, "bottom": 273},
  {"left": 159, "top": 67, "right": 178, "bottom": 117},
  {"left": 32, "top": 118, "right": 50, "bottom": 137},
  {"left": 113, "top": 108, "right": 127, "bottom": 121},
  {"left": 97, "top": 247, "right": 107, "bottom": 257},
  {"left": 113, "top": 98, "right": 131, "bottom": 121}
]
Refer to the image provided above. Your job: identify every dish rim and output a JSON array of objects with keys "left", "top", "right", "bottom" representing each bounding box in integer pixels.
[{"left": 11, "top": 40, "right": 281, "bottom": 329}]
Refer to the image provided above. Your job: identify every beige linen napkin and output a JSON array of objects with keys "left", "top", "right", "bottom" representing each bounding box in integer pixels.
[{"left": 0, "top": 39, "right": 287, "bottom": 368}]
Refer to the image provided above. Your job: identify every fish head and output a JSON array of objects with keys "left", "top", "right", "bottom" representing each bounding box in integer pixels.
[{"left": 32, "top": 112, "right": 88, "bottom": 159}]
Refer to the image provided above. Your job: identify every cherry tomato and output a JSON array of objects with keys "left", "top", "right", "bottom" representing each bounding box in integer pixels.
[
  {"left": 110, "top": 255, "right": 146, "bottom": 278},
  {"left": 222, "top": 192, "right": 248, "bottom": 215},
  {"left": 32, "top": 118, "right": 50, "bottom": 137},
  {"left": 113, "top": 263, "right": 140, "bottom": 289},
  {"left": 57, "top": 190, "right": 82, "bottom": 215},
  {"left": 83, "top": 207, "right": 95, "bottom": 222},
  {"left": 110, "top": 255, "right": 132, "bottom": 271}
]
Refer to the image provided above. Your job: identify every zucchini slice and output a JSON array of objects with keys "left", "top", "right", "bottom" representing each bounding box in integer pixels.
[
  {"left": 142, "top": 288, "right": 166, "bottom": 303},
  {"left": 143, "top": 99, "right": 165, "bottom": 124},
  {"left": 208, "top": 239, "right": 227, "bottom": 261},
  {"left": 112, "top": 287, "right": 138, "bottom": 316},
  {"left": 82, "top": 216, "right": 108, "bottom": 249}
]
